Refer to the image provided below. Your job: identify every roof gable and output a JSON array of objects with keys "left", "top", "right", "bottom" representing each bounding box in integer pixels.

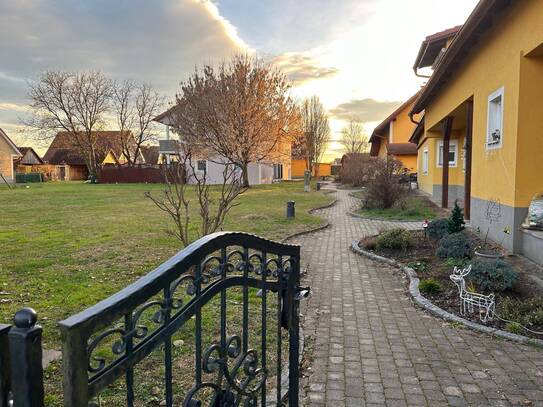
[
  {"left": 370, "top": 91, "right": 420, "bottom": 142},
  {"left": 43, "top": 131, "right": 134, "bottom": 165},
  {"left": 412, "top": 0, "right": 513, "bottom": 114},
  {"left": 0, "top": 128, "right": 22, "bottom": 156},
  {"left": 413, "top": 26, "right": 462, "bottom": 71},
  {"left": 16, "top": 147, "right": 43, "bottom": 164}
]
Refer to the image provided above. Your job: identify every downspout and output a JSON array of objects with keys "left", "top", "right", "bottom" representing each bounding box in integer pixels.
[{"left": 409, "top": 112, "right": 420, "bottom": 126}]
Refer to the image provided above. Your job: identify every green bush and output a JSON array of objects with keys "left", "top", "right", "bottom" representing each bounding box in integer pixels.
[
  {"left": 448, "top": 201, "right": 465, "bottom": 233},
  {"left": 419, "top": 278, "right": 442, "bottom": 295},
  {"left": 427, "top": 218, "right": 449, "bottom": 240},
  {"left": 505, "top": 322, "right": 522, "bottom": 334},
  {"left": 498, "top": 296, "right": 543, "bottom": 327},
  {"left": 376, "top": 228, "right": 411, "bottom": 251},
  {"left": 436, "top": 232, "right": 473, "bottom": 259},
  {"left": 469, "top": 259, "right": 518, "bottom": 292}
]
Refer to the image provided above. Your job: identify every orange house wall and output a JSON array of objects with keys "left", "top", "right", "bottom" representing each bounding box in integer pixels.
[{"left": 292, "top": 159, "right": 331, "bottom": 177}]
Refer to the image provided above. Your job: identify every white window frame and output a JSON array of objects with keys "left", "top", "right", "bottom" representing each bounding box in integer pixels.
[
  {"left": 486, "top": 86, "right": 504, "bottom": 150},
  {"left": 196, "top": 159, "right": 207, "bottom": 172},
  {"left": 436, "top": 139, "right": 458, "bottom": 167},
  {"left": 422, "top": 147, "right": 429, "bottom": 175}
]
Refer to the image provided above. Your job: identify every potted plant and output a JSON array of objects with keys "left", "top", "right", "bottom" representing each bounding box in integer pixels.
[{"left": 474, "top": 226, "right": 509, "bottom": 259}]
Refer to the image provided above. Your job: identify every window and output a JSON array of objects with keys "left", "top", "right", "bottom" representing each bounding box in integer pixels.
[
  {"left": 197, "top": 160, "right": 207, "bottom": 171},
  {"left": 422, "top": 148, "right": 429, "bottom": 175},
  {"left": 486, "top": 87, "right": 504, "bottom": 149},
  {"left": 273, "top": 163, "right": 283, "bottom": 179},
  {"left": 436, "top": 140, "right": 458, "bottom": 167}
]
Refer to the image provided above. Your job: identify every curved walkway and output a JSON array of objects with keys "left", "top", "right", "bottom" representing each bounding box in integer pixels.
[{"left": 293, "top": 185, "right": 543, "bottom": 407}]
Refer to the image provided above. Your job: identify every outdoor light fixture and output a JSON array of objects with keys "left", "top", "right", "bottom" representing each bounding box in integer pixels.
[{"left": 422, "top": 219, "right": 429, "bottom": 237}]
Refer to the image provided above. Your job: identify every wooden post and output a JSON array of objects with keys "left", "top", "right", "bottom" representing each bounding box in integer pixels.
[
  {"left": 441, "top": 116, "right": 454, "bottom": 208},
  {"left": 464, "top": 101, "right": 473, "bottom": 220}
]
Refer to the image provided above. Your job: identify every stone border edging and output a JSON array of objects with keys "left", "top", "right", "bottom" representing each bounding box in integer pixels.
[
  {"left": 281, "top": 192, "right": 338, "bottom": 243},
  {"left": 350, "top": 239, "right": 543, "bottom": 348}
]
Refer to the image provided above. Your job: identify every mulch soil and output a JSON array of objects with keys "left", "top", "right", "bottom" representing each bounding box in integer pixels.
[{"left": 359, "top": 229, "right": 543, "bottom": 339}]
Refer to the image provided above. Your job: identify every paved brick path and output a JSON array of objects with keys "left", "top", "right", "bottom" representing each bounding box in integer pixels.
[{"left": 294, "top": 186, "right": 543, "bottom": 407}]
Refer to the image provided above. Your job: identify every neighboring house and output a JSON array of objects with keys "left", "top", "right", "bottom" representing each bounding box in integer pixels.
[
  {"left": 0, "top": 128, "right": 22, "bottom": 184},
  {"left": 153, "top": 112, "right": 291, "bottom": 185},
  {"left": 369, "top": 92, "right": 421, "bottom": 173},
  {"left": 291, "top": 159, "right": 331, "bottom": 178},
  {"left": 140, "top": 145, "right": 160, "bottom": 165},
  {"left": 340, "top": 152, "right": 369, "bottom": 166},
  {"left": 14, "top": 147, "right": 43, "bottom": 172},
  {"left": 43, "top": 131, "right": 143, "bottom": 180},
  {"left": 410, "top": 0, "right": 543, "bottom": 264}
]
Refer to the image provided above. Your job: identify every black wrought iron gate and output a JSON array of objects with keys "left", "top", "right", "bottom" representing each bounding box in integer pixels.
[{"left": 0, "top": 232, "right": 307, "bottom": 407}]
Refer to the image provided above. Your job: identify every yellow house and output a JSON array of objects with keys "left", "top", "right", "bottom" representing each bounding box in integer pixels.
[
  {"left": 369, "top": 93, "right": 421, "bottom": 173},
  {"left": 410, "top": 0, "right": 543, "bottom": 263}
]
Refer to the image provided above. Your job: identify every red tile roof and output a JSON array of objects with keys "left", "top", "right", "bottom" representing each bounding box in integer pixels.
[
  {"left": 413, "top": 25, "right": 462, "bottom": 70},
  {"left": 412, "top": 0, "right": 513, "bottom": 114}
]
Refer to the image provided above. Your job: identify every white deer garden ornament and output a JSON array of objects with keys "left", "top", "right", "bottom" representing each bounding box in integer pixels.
[{"left": 449, "top": 265, "right": 495, "bottom": 322}]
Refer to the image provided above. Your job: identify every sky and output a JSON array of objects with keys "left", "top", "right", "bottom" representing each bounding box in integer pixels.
[{"left": 0, "top": 0, "right": 479, "bottom": 161}]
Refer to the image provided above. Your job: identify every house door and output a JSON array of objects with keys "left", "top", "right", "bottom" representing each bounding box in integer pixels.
[{"left": 59, "top": 166, "right": 66, "bottom": 181}]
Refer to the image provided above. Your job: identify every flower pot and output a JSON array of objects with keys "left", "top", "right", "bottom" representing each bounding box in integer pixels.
[{"left": 474, "top": 249, "right": 505, "bottom": 259}]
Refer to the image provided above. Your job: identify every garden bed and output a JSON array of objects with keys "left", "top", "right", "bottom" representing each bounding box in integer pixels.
[
  {"left": 359, "top": 229, "right": 543, "bottom": 339},
  {"left": 353, "top": 191, "right": 447, "bottom": 221}
]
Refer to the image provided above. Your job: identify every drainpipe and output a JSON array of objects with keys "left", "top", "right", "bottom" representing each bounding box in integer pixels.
[{"left": 409, "top": 112, "right": 420, "bottom": 126}]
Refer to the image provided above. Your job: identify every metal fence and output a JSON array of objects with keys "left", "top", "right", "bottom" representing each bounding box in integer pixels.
[{"left": 0, "top": 232, "right": 306, "bottom": 406}]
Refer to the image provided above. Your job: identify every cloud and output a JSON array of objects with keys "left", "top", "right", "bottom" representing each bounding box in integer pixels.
[
  {"left": 329, "top": 98, "right": 402, "bottom": 122},
  {"left": 0, "top": 0, "right": 250, "bottom": 100},
  {"left": 0, "top": 0, "right": 253, "bottom": 140},
  {"left": 0, "top": 103, "right": 29, "bottom": 112},
  {"left": 269, "top": 52, "right": 338, "bottom": 86}
]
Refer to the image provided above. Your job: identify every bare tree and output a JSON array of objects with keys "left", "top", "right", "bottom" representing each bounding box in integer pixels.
[
  {"left": 112, "top": 80, "right": 162, "bottom": 165},
  {"left": 300, "top": 95, "right": 330, "bottom": 177},
  {"left": 341, "top": 118, "right": 368, "bottom": 154},
  {"left": 169, "top": 54, "right": 297, "bottom": 187},
  {"left": 27, "top": 71, "right": 112, "bottom": 177},
  {"left": 145, "top": 147, "right": 247, "bottom": 246}
]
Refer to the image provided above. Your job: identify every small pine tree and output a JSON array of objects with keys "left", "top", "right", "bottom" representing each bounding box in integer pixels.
[{"left": 448, "top": 200, "right": 465, "bottom": 233}]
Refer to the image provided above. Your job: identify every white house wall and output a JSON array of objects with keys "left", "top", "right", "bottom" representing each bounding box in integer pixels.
[{"left": 185, "top": 157, "right": 283, "bottom": 185}]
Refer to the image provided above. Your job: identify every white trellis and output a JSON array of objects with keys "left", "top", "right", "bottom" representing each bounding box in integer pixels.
[{"left": 449, "top": 265, "right": 495, "bottom": 322}]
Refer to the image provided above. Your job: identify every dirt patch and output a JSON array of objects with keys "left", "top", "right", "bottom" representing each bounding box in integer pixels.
[{"left": 360, "top": 230, "right": 543, "bottom": 339}]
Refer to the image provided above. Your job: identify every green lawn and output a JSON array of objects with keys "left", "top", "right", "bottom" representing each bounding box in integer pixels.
[
  {"left": 0, "top": 181, "right": 331, "bottom": 343},
  {"left": 355, "top": 194, "right": 439, "bottom": 221},
  {"left": 1, "top": 181, "right": 332, "bottom": 405}
]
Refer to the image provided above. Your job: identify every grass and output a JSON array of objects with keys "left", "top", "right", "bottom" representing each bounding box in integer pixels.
[
  {"left": 356, "top": 194, "right": 439, "bottom": 221},
  {"left": 0, "top": 181, "right": 332, "bottom": 405}
]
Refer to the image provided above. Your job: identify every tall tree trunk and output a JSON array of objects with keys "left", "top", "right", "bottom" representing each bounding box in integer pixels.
[{"left": 241, "top": 163, "right": 250, "bottom": 188}]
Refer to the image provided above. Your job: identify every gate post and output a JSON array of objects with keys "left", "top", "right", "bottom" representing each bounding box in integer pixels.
[
  {"left": 0, "top": 324, "right": 11, "bottom": 407},
  {"left": 288, "top": 249, "right": 301, "bottom": 407},
  {"left": 8, "top": 308, "right": 44, "bottom": 407}
]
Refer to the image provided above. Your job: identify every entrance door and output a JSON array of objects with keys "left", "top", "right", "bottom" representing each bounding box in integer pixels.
[{"left": 59, "top": 166, "right": 66, "bottom": 181}]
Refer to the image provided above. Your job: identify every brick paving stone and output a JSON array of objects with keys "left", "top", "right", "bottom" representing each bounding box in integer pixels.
[{"left": 299, "top": 186, "right": 543, "bottom": 406}]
